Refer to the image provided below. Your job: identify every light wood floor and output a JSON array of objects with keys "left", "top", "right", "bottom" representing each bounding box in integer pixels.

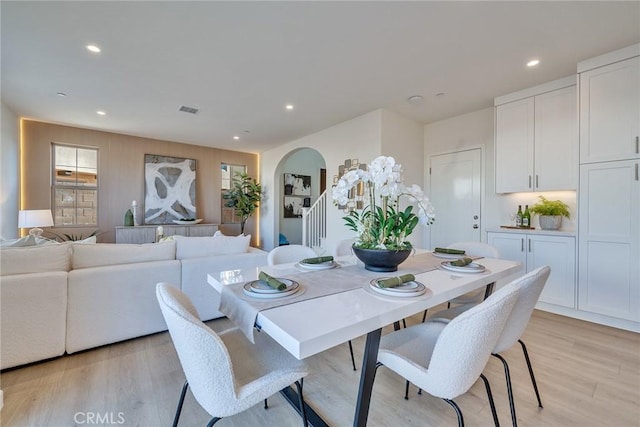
[{"left": 1, "top": 309, "right": 639, "bottom": 427}]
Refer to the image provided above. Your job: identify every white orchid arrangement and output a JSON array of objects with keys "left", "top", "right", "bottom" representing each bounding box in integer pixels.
[{"left": 332, "top": 156, "right": 435, "bottom": 250}]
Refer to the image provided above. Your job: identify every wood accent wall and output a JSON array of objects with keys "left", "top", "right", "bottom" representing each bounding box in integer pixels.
[{"left": 21, "top": 120, "right": 259, "bottom": 244}]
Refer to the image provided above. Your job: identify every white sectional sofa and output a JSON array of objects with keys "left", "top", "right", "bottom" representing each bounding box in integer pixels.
[{"left": 0, "top": 234, "right": 268, "bottom": 370}]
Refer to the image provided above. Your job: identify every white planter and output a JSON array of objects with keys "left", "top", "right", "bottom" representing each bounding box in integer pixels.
[{"left": 538, "top": 215, "right": 563, "bottom": 230}]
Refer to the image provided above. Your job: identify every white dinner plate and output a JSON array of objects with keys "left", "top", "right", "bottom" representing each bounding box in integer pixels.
[
  {"left": 295, "top": 260, "right": 338, "bottom": 271},
  {"left": 243, "top": 279, "right": 300, "bottom": 298},
  {"left": 172, "top": 219, "right": 203, "bottom": 225},
  {"left": 440, "top": 261, "right": 486, "bottom": 273},
  {"left": 432, "top": 251, "right": 466, "bottom": 259},
  {"left": 369, "top": 279, "right": 426, "bottom": 297}
]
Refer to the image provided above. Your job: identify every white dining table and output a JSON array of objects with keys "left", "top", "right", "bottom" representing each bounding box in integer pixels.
[{"left": 207, "top": 253, "right": 521, "bottom": 427}]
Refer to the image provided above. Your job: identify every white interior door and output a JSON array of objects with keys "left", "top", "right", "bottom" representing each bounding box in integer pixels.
[{"left": 428, "top": 148, "right": 482, "bottom": 249}]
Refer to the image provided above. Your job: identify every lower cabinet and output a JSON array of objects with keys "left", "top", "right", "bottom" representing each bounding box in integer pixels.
[{"left": 487, "top": 231, "right": 576, "bottom": 308}]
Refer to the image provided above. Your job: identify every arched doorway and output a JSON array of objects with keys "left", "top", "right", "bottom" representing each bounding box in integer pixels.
[{"left": 273, "top": 148, "right": 326, "bottom": 246}]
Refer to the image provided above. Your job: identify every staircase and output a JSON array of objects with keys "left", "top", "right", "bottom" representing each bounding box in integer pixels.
[{"left": 302, "top": 190, "right": 327, "bottom": 250}]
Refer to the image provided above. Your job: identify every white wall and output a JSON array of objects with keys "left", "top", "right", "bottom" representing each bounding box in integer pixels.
[
  {"left": 423, "top": 107, "right": 577, "bottom": 246},
  {"left": 1, "top": 103, "right": 19, "bottom": 239},
  {"left": 279, "top": 149, "right": 325, "bottom": 245},
  {"left": 261, "top": 110, "right": 383, "bottom": 251},
  {"left": 381, "top": 109, "right": 426, "bottom": 248}
]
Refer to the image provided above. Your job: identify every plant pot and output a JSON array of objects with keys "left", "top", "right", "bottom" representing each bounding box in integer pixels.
[
  {"left": 538, "top": 215, "right": 563, "bottom": 230},
  {"left": 352, "top": 246, "right": 412, "bottom": 272}
]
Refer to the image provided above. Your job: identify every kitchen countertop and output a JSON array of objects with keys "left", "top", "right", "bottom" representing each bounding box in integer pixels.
[{"left": 486, "top": 227, "right": 576, "bottom": 237}]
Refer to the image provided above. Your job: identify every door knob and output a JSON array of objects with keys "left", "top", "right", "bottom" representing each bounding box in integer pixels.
[{"left": 473, "top": 215, "right": 479, "bottom": 220}]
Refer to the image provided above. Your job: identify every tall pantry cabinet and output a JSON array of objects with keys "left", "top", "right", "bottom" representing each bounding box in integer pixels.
[{"left": 577, "top": 44, "right": 640, "bottom": 330}]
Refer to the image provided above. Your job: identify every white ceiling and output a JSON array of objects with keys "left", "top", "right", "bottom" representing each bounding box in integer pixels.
[{"left": 2, "top": 1, "right": 639, "bottom": 154}]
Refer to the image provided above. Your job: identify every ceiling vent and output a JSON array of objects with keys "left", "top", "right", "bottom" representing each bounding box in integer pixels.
[{"left": 178, "top": 105, "right": 199, "bottom": 114}]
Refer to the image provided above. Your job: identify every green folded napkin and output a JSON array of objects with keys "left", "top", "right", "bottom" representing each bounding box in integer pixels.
[
  {"left": 377, "top": 274, "right": 416, "bottom": 288},
  {"left": 301, "top": 256, "right": 334, "bottom": 264},
  {"left": 258, "top": 271, "right": 287, "bottom": 291},
  {"left": 450, "top": 257, "right": 473, "bottom": 267},
  {"left": 434, "top": 247, "right": 466, "bottom": 255}
]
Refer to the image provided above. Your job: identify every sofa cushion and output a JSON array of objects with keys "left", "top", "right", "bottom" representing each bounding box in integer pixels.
[
  {"left": 71, "top": 241, "right": 176, "bottom": 269},
  {"left": 174, "top": 234, "right": 250, "bottom": 259},
  {"left": 0, "top": 243, "right": 72, "bottom": 275}
]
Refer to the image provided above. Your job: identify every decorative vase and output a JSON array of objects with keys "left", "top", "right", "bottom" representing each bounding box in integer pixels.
[
  {"left": 538, "top": 215, "right": 562, "bottom": 230},
  {"left": 352, "top": 246, "right": 412, "bottom": 272}
]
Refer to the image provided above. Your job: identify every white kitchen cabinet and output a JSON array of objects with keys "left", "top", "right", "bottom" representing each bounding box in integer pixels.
[
  {"left": 578, "top": 160, "right": 640, "bottom": 322},
  {"left": 487, "top": 231, "right": 576, "bottom": 308},
  {"left": 579, "top": 55, "right": 640, "bottom": 164},
  {"left": 495, "top": 78, "right": 577, "bottom": 193}
]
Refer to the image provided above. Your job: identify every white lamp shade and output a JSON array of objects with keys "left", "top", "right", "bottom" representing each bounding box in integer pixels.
[{"left": 18, "top": 210, "right": 54, "bottom": 228}]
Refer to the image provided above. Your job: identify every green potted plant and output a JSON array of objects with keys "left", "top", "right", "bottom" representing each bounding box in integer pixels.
[
  {"left": 529, "top": 196, "right": 570, "bottom": 230},
  {"left": 331, "top": 156, "right": 435, "bottom": 271},
  {"left": 222, "top": 172, "right": 263, "bottom": 235}
]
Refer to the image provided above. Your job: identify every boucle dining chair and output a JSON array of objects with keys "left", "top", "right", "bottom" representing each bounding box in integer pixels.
[
  {"left": 156, "top": 283, "right": 309, "bottom": 427},
  {"left": 267, "top": 244, "right": 359, "bottom": 371},
  {"left": 425, "top": 266, "right": 551, "bottom": 427},
  {"left": 334, "top": 238, "right": 356, "bottom": 257},
  {"left": 267, "top": 244, "right": 317, "bottom": 265},
  {"left": 373, "top": 276, "right": 521, "bottom": 427},
  {"left": 422, "top": 241, "right": 501, "bottom": 322}
]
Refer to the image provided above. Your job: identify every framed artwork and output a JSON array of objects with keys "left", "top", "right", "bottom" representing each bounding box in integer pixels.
[
  {"left": 284, "top": 173, "right": 311, "bottom": 196},
  {"left": 283, "top": 196, "right": 303, "bottom": 218},
  {"left": 144, "top": 154, "right": 196, "bottom": 224}
]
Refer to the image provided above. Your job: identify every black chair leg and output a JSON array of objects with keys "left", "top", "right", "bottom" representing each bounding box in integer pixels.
[
  {"left": 264, "top": 398, "right": 268, "bottom": 409},
  {"left": 402, "top": 318, "right": 407, "bottom": 328},
  {"left": 519, "top": 339, "right": 543, "bottom": 408},
  {"left": 421, "top": 309, "right": 428, "bottom": 323},
  {"left": 404, "top": 380, "right": 410, "bottom": 400},
  {"left": 172, "top": 380, "right": 189, "bottom": 427},
  {"left": 493, "top": 353, "right": 516, "bottom": 427},
  {"left": 443, "top": 399, "right": 464, "bottom": 427},
  {"left": 348, "top": 340, "right": 357, "bottom": 371},
  {"left": 295, "top": 379, "right": 308, "bottom": 427},
  {"left": 480, "top": 373, "right": 501, "bottom": 427},
  {"left": 206, "top": 417, "right": 221, "bottom": 427}
]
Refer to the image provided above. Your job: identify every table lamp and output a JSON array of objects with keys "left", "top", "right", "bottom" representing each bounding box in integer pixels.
[{"left": 18, "top": 209, "right": 54, "bottom": 237}]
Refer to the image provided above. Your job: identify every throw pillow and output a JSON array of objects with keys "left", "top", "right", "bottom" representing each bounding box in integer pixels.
[{"left": 0, "top": 235, "right": 37, "bottom": 247}]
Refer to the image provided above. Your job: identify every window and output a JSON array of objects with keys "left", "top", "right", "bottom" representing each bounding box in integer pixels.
[{"left": 52, "top": 144, "right": 98, "bottom": 226}]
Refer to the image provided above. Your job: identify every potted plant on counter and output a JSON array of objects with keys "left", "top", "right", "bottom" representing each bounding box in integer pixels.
[{"left": 529, "top": 196, "right": 570, "bottom": 230}]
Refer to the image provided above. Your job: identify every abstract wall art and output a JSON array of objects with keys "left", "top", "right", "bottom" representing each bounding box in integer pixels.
[{"left": 144, "top": 154, "right": 196, "bottom": 224}]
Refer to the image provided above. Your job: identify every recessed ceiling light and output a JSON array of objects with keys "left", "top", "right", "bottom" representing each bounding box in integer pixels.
[
  {"left": 56, "top": 92, "right": 67, "bottom": 97},
  {"left": 436, "top": 92, "right": 445, "bottom": 98},
  {"left": 86, "top": 44, "right": 101, "bottom": 53},
  {"left": 233, "top": 136, "right": 240, "bottom": 140},
  {"left": 407, "top": 95, "right": 424, "bottom": 104},
  {"left": 285, "top": 104, "right": 294, "bottom": 110},
  {"left": 96, "top": 110, "right": 106, "bottom": 116},
  {"left": 527, "top": 59, "right": 540, "bottom": 67}
]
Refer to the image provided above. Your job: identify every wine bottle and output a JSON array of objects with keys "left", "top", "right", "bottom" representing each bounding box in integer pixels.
[
  {"left": 523, "top": 205, "right": 531, "bottom": 228},
  {"left": 516, "top": 205, "right": 523, "bottom": 227}
]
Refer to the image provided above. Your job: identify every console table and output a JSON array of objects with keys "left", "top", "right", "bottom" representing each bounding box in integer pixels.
[{"left": 115, "top": 224, "right": 218, "bottom": 244}]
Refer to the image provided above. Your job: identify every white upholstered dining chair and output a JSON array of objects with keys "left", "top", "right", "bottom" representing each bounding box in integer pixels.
[
  {"left": 267, "top": 244, "right": 359, "bottom": 371},
  {"left": 421, "top": 241, "right": 500, "bottom": 322},
  {"left": 424, "top": 266, "right": 551, "bottom": 427},
  {"left": 267, "top": 244, "right": 317, "bottom": 265},
  {"left": 373, "top": 274, "right": 521, "bottom": 427},
  {"left": 156, "top": 283, "right": 309, "bottom": 427}
]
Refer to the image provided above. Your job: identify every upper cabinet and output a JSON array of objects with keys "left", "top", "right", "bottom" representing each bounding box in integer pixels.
[
  {"left": 495, "top": 77, "right": 577, "bottom": 193},
  {"left": 578, "top": 46, "right": 640, "bottom": 164}
]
